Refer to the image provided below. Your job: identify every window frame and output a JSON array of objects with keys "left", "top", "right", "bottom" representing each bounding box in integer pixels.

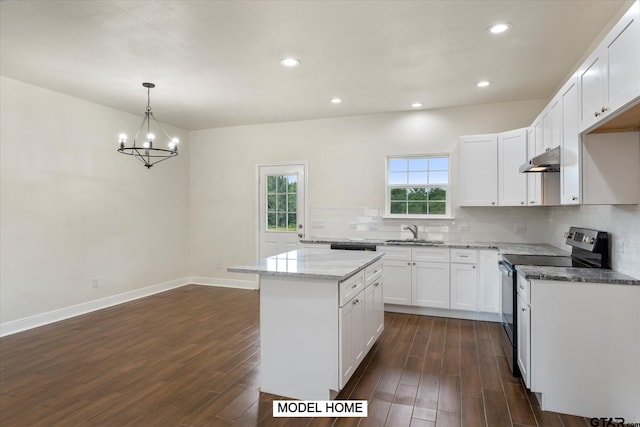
[{"left": 384, "top": 153, "right": 453, "bottom": 219}]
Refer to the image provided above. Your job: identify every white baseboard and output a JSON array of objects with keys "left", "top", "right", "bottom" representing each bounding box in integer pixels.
[
  {"left": 0, "top": 275, "right": 260, "bottom": 337},
  {"left": 0, "top": 277, "right": 190, "bottom": 337},
  {"left": 190, "top": 276, "right": 259, "bottom": 290}
]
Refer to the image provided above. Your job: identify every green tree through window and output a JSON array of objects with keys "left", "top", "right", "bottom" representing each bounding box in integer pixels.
[
  {"left": 387, "top": 156, "right": 449, "bottom": 217},
  {"left": 267, "top": 175, "right": 297, "bottom": 231}
]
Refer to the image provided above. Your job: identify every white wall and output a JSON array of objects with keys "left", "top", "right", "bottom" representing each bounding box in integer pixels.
[
  {"left": 189, "top": 99, "right": 547, "bottom": 282},
  {"left": 0, "top": 77, "right": 191, "bottom": 325}
]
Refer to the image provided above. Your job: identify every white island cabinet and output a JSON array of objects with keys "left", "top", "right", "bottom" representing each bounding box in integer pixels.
[{"left": 228, "top": 248, "right": 384, "bottom": 400}]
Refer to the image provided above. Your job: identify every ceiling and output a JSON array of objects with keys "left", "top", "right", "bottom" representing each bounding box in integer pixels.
[{"left": 0, "top": 1, "right": 630, "bottom": 131}]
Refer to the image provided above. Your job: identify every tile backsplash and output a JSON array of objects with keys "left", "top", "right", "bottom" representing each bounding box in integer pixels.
[
  {"left": 547, "top": 204, "right": 640, "bottom": 278},
  {"left": 308, "top": 206, "right": 550, "bottom": 244},
  {"left": 308, "top": 204, "right": 640, "bottom": 278}
]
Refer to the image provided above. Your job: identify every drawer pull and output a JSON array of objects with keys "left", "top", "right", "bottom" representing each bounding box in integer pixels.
[
  {"left": 458, "top": 255, "right": 469, "bottom": 258},
  {"left": 521, "top": 307, "right": 527, "bottom": 311},
  {"left": 353, "top": 299, "right": 360, "bottom": 306},
  {"left": 352, "top": 283, "right": 358, "bottom": 289},
  {"left": 373, "top": 282, "right": 380, "bottom": 287}
]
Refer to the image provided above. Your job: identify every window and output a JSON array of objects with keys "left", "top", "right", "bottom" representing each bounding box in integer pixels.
[
  {"left": 386, "top": 155, "right": 450, "bottom": 218},
  {"left": 266, "top": 174, "right": 297, "bottom": 231}
]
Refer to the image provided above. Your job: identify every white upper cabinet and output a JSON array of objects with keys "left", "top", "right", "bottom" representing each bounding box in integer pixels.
[
  {"left": 559, "top": 74, "right": 581, "bottom": 205},
  {"left": 459, "top": 134, "right": 498, "bottom": 206},
  {"left": 526, "top": 126, "right": 542, "bottom": 206},
  {"left": 578, "top": 1, "right": 640, "bottom": 132},
  {"left": 498, "top": 128, "right": 528, "bottom": 206}
]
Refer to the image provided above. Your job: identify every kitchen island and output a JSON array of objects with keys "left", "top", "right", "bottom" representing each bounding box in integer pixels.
[{"left": 229, "top": 248, "right": 384, "bottom": 400}]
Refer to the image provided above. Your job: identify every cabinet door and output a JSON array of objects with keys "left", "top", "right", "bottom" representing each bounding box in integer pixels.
[
  {"left": 478, "top": 250, "right": 500, "bottom": 313},
  {"left": 560, "top": 75, "right": 581, "bottom": 205},
  {"left": 517, "top": 293, "right": 531, "bottom": 388},
  {"left": 604, "top": 0, "right": 640, "bottom": 115},
  {"left": 526, "top": 126, "right": 542, "bottom": 206},
  {"left": 548, "top": 97, "right": 561, "bottom": 150},
  {"left": 382, "top": 259, "right": 411, "bottom": 305},
  {"left": 578, "top": 49, "right": 606, "bottom": 132},
  {"left": 498, "top": 128, "right": 528, "bottom": 206},
  {"left": 459, "top": 134, "right": 498, "bottom": 206},
  {"left": 450, "top": 263, "right": 478, "bottom": 311},
  {"left": 413, "top": 261, "right": 449, "bottom": 308},
  {"left": 365, "top": 278, "right": 384, "bottom": 350},
  {"left": 339, "top": 301, "right": 354, "bottom": 387},
  {"left": 352, "top": 294, "right": 366, "bottom": 367}
]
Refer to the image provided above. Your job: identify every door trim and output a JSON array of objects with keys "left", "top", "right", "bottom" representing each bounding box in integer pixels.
[{"left": 255, "top": 161, "right": 309, "bottom": 264}]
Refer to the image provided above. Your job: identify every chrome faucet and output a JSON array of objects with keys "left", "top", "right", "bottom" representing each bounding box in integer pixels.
[{"left": 404, "top": 224, "right": 418, "bottom": 240}]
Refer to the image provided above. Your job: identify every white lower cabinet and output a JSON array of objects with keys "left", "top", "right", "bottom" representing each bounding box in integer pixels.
[
  {"left": 339, "top": 260, "right": 384, "bottom": 389},
  {"left": 516, "top": 275, "right": 531, "bottom": 387},
  {"left": 413, "top": 261, "right": 450, "bottom": 308},
  {"left": 478, "top": 250, "right": 500, "bottom": 314},
  {"left": 339, "top": 289, "right": 365, "bottom": 386},
  {"left": 382, "top": 247, "right": 501, "bottom": 319},
  {"left": 450, "top": 263, "right": 477, "bottom": 311},
  {"left": 450, "top": 248, "right": 478, "bottom": 311},
  {"left": 365, "top": 275, "right": 384, "bottom": 350},
  {"left": 382, "top": 259, "right": 412, "bottom": 305}
]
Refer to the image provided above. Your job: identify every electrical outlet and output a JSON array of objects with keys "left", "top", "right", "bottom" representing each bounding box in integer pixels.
[
  {"left": 515, "top": 225, "right": 527, "bottom": 234},
  {"left": 92, "top": 277, "right": 100, "bottom": 288}
]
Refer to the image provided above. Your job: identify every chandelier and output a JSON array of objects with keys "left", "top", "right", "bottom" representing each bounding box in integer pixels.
[{"left": 118, "top": 82, "right": 179, "bottom": 169}]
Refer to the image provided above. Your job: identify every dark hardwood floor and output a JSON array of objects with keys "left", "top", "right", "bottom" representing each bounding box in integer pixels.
[{"left": 0, "top": 285, "right": 591, "bottom": 426}]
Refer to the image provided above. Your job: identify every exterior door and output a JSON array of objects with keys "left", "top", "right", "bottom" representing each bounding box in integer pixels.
[{"left": 258, "top": 163, "right": 306, "bottom": 258}]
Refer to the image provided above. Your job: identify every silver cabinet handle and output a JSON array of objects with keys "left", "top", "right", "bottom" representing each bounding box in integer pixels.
[
  {"left": 521, "top": 307, "right": 527, "bottom": 311},
  {"left": 459, "top": 255, "right": 469, "bottom": 258},
  {"left": 530, "top": 201, "right": 535, "bottom": 204},
  {"left": 374, "top": 282, "right": 380, "bottom": 287},
  {"left": 572, "top": 196, "right": 578, "bottom": 201},
  {"left": 353, "top": 299, "right": 360, "bottom": 306},
  {"left": 594, "top": 111, "right": 601, "bottom": 117},
  {"left": 352, "top": 283, "right": 358, "bottom": 288},
  {"left": 601, "top": 106, "right": 608, "bottom": 113},
  {"left": 520, "top": 201, "right": 525, "bottom": 205}
]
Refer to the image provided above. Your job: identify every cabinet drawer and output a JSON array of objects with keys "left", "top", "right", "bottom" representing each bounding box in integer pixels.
[
  {"left": 340, "top": 271, "right": 365, "bottom": 307},
  {"left": 365, "top": 259, "right": 383, "bottom": 285},
  {"left": 451, "top": 249, "right": 477, "bottom": 264},
  {"left": 380, "top": 246, "right": 411, "bottom": 261},
  {"left": 412, "top": 247, "right": 450, "bottom": 262}
]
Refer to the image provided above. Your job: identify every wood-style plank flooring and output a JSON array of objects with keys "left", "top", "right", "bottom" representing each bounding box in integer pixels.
[{"left": 0, "top": 285, "right": 592, "bottom": 426}]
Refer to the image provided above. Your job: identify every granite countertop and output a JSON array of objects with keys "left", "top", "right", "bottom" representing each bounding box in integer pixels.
[
  {"left": 228, "top": 248, "right": 383, "bottom": 281},
  {"left": 300, "top": 238, "right": 640, "bottom": 285},
  {"left": 516, "top": 265, "right": 640, "bottom": 286}
]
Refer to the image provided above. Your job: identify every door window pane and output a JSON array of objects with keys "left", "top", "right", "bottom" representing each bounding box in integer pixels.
[{"left": 266, "top": 174, "right": 298, "bottom": 232}]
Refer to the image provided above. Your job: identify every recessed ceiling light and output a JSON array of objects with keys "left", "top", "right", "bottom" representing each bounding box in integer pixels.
[
  {"left": 488, "top": 22, "right": 512, "bottom": 34},
  {"left": 477, "top": 80, "right": 491, "bottom": 88},
  {"left": 330, "top": 97, "right": 342, "bottom": 104},
  {"left": 411, "top": 102, "right": 423, "bottom": 108},
  {"left": 280, "top": 57, "right": 300, "bottom": 67}
]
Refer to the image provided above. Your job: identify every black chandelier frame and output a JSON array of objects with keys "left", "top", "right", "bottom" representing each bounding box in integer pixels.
[{"left": 118, "top": 83, "right": 178, "bottom": 169}]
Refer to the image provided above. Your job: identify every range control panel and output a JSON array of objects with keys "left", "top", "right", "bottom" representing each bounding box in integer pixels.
[{"left": 564, "top": 227, "right": 608, "bottom": 252}]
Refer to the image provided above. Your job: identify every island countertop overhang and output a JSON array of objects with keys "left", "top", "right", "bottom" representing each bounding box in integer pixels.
[{"left": 228, "top": 248, "right": 384, "bottom": 281}]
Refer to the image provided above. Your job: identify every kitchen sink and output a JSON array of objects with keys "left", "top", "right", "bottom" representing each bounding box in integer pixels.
[{"left": 384, "top": 239, "right": 444, "bottom": 245}]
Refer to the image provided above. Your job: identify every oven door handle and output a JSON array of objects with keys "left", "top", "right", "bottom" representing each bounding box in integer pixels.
[{"left": 499, "top": 261, "right": 514, "bottom": 277}]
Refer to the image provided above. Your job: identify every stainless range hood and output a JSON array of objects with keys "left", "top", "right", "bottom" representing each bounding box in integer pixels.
[{"left": 519, "top": 146, "right": 560, "bottom": 173}]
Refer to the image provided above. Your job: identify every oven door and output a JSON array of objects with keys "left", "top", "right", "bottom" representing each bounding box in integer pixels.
[
  {"left": 499, "top": 260, "right": 520, "bottom": 376},
  {"left": 499, "top": 261, "right": 516, "bottom": 344}
]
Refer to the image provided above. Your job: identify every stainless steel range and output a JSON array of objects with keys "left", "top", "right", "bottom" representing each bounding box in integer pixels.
[{"left": 499, "top": 226, "right": 609, "bottom": 376}]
